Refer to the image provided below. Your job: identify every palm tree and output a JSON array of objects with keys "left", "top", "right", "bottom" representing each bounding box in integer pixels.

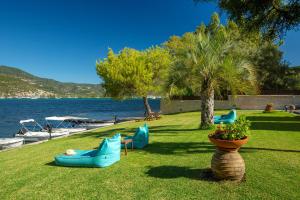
[{"left": 165, "top": 13, "right": 257, "bottom": 129}]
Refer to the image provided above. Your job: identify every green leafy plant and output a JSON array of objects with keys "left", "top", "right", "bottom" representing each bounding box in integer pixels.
[{"left": 211, "top": 115, "right": 251, "bottom": 140}]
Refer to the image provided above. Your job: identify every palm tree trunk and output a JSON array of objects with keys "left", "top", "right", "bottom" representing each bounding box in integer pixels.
[
  {"left": 200, "top": 86, "right": 214, "bottom": 129},
  {"left": 143, "top": 96, "right": 152, "bottom": 116}
]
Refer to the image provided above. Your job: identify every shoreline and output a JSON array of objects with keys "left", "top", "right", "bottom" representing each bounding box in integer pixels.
[{"left": 0, "top": 117, "right": 144, "bottom": 152}]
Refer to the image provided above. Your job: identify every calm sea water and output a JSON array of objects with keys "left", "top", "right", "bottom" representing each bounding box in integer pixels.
[{"left": 0, "top": 98, "right": 160, "bottom": 138}]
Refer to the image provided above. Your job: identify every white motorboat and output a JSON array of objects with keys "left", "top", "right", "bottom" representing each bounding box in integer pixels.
[
  {"left": 0, "top": 138, "right": 24, "bottom": 150},
  {"left": 45, "top": 116, "right": 87, "bottom": 134},
  {"left": 15, "top": 119, "right": 69, "bottom": 143}
]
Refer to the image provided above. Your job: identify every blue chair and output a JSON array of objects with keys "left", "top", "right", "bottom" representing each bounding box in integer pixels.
[
  {"left": 214, "top": 109, "right": 237, "bottom": 124},
  {"left": 55, "top": 133, "right": 121, "bottom": 168},
  {"left": 123, "top": 124, "right": 149, "bottom": 149}
]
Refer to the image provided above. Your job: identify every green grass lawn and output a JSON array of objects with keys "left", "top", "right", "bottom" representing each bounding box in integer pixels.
[{"left": 0, "top": 111, "right": 299, "bottom": 200}]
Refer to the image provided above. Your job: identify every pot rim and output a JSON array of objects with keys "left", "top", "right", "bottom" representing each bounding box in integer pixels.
[{"left": 208, "top": 135, "right": 249, "bottom": 142}]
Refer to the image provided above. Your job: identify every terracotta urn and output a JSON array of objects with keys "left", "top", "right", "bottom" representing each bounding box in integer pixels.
[{"left": 208, "top": 135, "right": 248, "bottom": 181}]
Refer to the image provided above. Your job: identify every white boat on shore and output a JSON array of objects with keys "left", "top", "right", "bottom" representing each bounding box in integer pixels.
[
  {"left": 45, "top": 116, "right": 87, "bottom": 133},
  {"left": 15, "top": 119, "right": 69, "bottom": 143},
  {"left": 46, "top": 116, "right": 115, "bottom": 130},
  {"left": 0, "top": 138, "right": 24, "bottom": 150}
]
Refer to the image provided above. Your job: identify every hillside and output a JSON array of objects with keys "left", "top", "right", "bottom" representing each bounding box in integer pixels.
[{"left": 0, "top": 66, "right": 104, "bottom": 98}]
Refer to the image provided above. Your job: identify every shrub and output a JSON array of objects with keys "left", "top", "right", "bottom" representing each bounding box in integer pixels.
[{"left": 211, "top": 115, "right": 251, "bottom": 140}]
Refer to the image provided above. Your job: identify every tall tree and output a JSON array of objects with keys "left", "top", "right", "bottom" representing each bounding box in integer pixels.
[
  {"left": 251, "top": 42, "right": 291, "bottom": 91},
  {"left": 96, "top": 47, "right": 171, "bottom": 116},
  {"left": 195, "top": 0, "right": 300, "bottom": 39},
  {"left": 165, "top": 13, "right": 257, "bottom": 128}
]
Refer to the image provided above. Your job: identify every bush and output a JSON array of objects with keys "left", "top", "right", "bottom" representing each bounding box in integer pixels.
[{"left": 211, "top": 115, "right": 251, "bottom": 140}]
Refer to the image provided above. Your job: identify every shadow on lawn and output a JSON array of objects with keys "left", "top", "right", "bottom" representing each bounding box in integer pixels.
[
  {"left": 146, "top": 166, "right": 215, "bottom": 181},
  {"left": 46, "top": 161, "right": 56, "bottom": 166},
  {"left": 145, "top": 142, "right": 300, "bottom": 155},
  {"left": 70, "top": 128, "right": 127, "bottom": 139},
  {"left": 45, "top": 161, "right": 99, "bottom": 168},
  {"left": 251, "top": 122, "right": 300, "bottom": 132},
  {"left": 241, "top": 147, "right": 300, "bottom": 153},
  {"left": 247, "top": 115, "right": 300, "bottom": 132},
  {"left": 246, "top": 115, "right": 300, "bottom": 122},
  {"left": 150, "top": 127, "right": 200, "bottom": 134},
  {"left": 70, "top": 125, "right": 200, "bottom": 139},
  {"left": 144, "top": 142, "right": 215, "bottom": 155}
]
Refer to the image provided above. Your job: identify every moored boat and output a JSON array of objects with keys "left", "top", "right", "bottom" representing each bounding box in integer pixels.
[
  {"left": 15, "top": 119, "right": 69, "bottom": 143},
  {"left": 0, "top": 138, "right": 24, "bottom": 150},
  {"left": 45, "top": 116, "right": 87, "bottom": 133}
]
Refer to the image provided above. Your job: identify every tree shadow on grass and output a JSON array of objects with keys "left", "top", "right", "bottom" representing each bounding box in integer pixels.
[
  {"left": 144, "top": 142, "right": 215, "bottom": 155},
  {"left": 240, "top": 147, "right": 300, "bottom": 153},
  {"left": 250, "top": 121, "right": 300, "bottom": 132},
  {"left": 143, "top": 125, "right": 201, "bottom": 134},
  {"left": 150, "top": 128, "right": 201, "bottom": 134},
  {"left": 70, "top": 128, "right": 128, "bottom": 139},
  {"left": 69, "top": 125, "right": 201, "bottom": 139},
  {"left": 246, "top": 115, "right": 300, "bottom": 132},
  {"left": 144, "top": 142, "right": 300, "bottom": 155},
  {"left": 246, "top": 115, "right": 300, "bottom": 122},
  {"left": 145, "top": 165, "right": 216, "bottom": 181}
]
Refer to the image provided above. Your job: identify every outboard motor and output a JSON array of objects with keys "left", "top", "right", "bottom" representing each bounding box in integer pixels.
[
  {"left": 17, "top": 128, "right": 27, "bottom": 135},
  {"left": 44, "top": 124, "right": 53, "bottom": 139},
  {"left": 114, "top": 115, "right": 118, "bottom": 124}
]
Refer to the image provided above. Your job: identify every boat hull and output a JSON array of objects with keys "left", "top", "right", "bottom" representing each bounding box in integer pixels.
[
  {"left": 15, "top": 131, "right": 69, "bottom": 143},
  {"left": 0, "top": 138, "right": 24, "bottom": 150},
  {"left": 52, "top": 128, "right": 87, "bottom": 134}
]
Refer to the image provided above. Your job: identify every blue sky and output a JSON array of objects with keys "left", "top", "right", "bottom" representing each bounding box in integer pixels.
[{"left": 0, "top": 0, "right": 299, "bottom": 84}]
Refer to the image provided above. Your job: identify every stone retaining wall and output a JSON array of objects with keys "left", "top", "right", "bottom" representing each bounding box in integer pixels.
[
  {"left": 160, "top": 95, "right": 300, "bottom": 114},
  {"left": 231, "top": 95, "right": 300, "bottom": 110}
]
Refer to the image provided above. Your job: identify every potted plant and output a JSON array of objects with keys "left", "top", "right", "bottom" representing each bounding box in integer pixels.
[
  {"left": 208, "top": 116, "right": 251, "bottom": 181},
  {"left": 263, "top": 103, "right": 273, "bottom": 113},
  {"left": 209, "top": 116, "right": 250, "bottom": 150}
]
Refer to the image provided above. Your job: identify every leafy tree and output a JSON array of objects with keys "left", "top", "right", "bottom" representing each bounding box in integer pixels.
[
  {"left": 195, "top": 0, "right": 300, "bottom": 39},
  {"left": 96, "top": 46, "right": 172, "bottom": 116},
  {"left": 250, "top": 42, "right": 290, "bottom": 91},
  {"left": 165, "top": 13, "right": 257, "bottom": 128},
  {"left": 285, "top": 68, "right": 300, "bottom": 90}
]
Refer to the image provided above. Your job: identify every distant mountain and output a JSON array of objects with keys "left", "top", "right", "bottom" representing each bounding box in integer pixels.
[{"left": 0, "top": 66, "right": 104, "bottom": 98}]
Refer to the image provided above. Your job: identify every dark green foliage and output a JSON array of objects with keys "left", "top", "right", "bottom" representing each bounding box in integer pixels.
[
  {"left": 214, "top": 115, "right": 251, "bottom": 140},
  {"left": 195, "top": 0, "right": 300, "bottom": 39},
  {"left": 165, "top": 13, "right": 257, "bottom": 127},
  {"left": 250, "top": 43, "right": 300, "bottom": 91},
  {"left": 0, "top": 66, "right": 104, "bottom": 98},
  {"left": 286, "top": 66, "right": 300, "bottom": 90},
  {"left": 251, "top": 43, "right": 288, "bottom": 90}
]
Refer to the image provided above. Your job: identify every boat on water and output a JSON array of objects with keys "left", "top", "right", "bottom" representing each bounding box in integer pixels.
[
  {"left": 45, "top": 116, "right": 87, "bottom": 133},
  {"left": 0, "top": 138, "right": 24, "bottom": 150},
  {"left": 15, "top": 119, "right": 69, "bottom": 143},
  {"left": 45, "top": 116, "right": 115, "bottom": 131}
]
